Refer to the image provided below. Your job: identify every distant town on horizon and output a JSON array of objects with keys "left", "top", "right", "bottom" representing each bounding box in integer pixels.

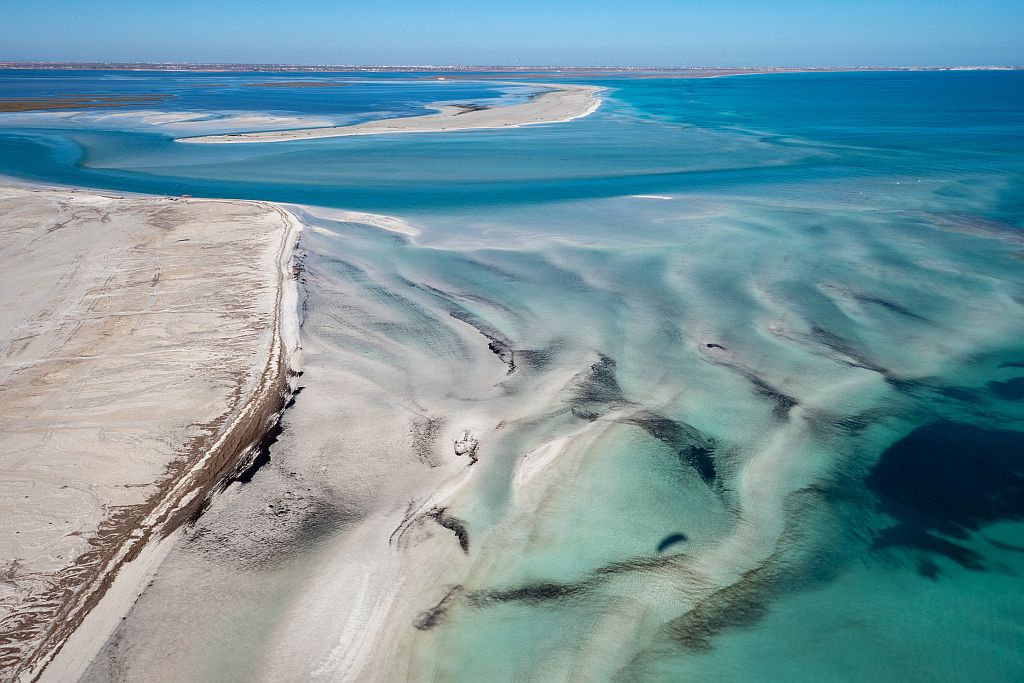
[{"left": 2, "top": 61, "right": 1022, "bottom": 73}]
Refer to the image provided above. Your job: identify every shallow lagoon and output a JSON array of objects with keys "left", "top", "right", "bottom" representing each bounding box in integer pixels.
[{"left": 2, "top": 69, "right": 1023, "bottom": 682}]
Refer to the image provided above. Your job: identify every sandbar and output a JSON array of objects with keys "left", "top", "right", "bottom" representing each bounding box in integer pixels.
[
  {"left": 0, "top": 97, "right": 173, "bottom": 113},
  {"left": 176, "top": 83, "right": 603, "bottom": 143},
  {"left": 0, "top": 184, "right": 302, "bottom": 681},
  {"left": 240, "top": 82, "right": 350, "bottom": 88}
]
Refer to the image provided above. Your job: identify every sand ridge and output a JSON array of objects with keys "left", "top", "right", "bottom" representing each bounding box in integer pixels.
[
  {"left": 176, "top": 83, "right": 603, "bottom": 143},
  {"left": 0, "top": 185, "right": 302, "bottom": 682}
]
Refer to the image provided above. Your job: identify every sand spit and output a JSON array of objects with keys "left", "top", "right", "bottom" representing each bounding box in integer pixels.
[
  {"left": 288, "top": 205, "right": 422, "bottom": 236},
  {"left": 0, "top": 185, "right": 302, "bottom": 682},
  {"left": 177, "top": 83, "right": 603, "bottom": 143}
]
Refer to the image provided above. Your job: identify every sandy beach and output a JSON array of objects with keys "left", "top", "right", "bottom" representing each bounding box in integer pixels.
[
  {"left": 177, "top": 83, "right": 603, "bottom": 143},
  {"left": 0, "top": 184, "right": 302, "bottom": 682}
]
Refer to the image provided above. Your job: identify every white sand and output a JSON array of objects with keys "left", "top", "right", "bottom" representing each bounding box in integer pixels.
[
  {"left": 288, "top": 204, "right": 422, "bottom": 236},
  {"left": 6, "top": 111, "right": 336, "bottom": 134},
  {"left": 0, "top": 185, "right": 302, "bottom": 681},
  {"left": 177, "top": 84, "right": 603, "bottom": 144}
]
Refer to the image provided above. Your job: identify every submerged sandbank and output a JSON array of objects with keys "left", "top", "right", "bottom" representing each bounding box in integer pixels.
[
  {"left": 0, "top": 184, "right": 302, "bottom": 681},
  {"left": 176, "top": 83, "right": 603, "bottom": 143}
]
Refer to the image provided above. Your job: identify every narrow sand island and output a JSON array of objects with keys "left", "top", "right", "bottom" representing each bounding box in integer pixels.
[
  {"left": 0, "top": 184, "right": 301, "bottom": 682},
  {"left": 177, "top": 83, "right": 602, "bottom": 143}
]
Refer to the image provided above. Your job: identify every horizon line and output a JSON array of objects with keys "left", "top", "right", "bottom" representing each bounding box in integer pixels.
[{"left": 2, "top": 61, "right": 1023, "bottom": 72}]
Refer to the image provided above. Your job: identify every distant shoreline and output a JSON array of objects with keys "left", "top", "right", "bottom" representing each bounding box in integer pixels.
[{"left": 2, "top": 62, "right": 1021, "bottom": 73}]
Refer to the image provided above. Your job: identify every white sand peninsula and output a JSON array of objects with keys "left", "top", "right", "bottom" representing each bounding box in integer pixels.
[
  {"left": 0, "top": 185, "right": 301, "bottom": 682},
  {"left": 178, "top": 83, "right": 603, "bottom": 143}
]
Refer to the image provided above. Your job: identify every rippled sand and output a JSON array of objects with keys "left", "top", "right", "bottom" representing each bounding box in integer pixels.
[{"left": 82, "top": 191, "right": 1024, "bottom": 683}]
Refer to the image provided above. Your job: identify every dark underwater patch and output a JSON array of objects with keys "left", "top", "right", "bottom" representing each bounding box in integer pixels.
[
  {"left": 663, "top": 573, "right": 772, "bottom": 652},
  {"left": 985, "top": 537, "right": 1024, "bottom": 553},
  {"left": 937, "top": 386, "right": 982, "bottom": 403},
  {"left": 564, "top": 351, "right": 721, "bottom": 484},
  {"left": 569, "top": 354, "right": 628, "bottom": 420},
  {"left": 408, "top": 281, "right": 520, "bottom": 374},
  {"left": 651, "top": 487, "right": 850, "bottom": 655},
  {"left": 451, "top": 489, "right": 844, "bottom": 653},
  {"left": 444, "top": 307, "right": 516, "bottom": 374},
  {"left": 832, "top": 413, "right": 871, "bottom": 433},
  {"left": 624, "top": 413, "right": 717, "bottom": 484},
  {"left": 865, "top": 420, "right": 1024, "bottom": 574},
  {"left": 657, "top": 533, "right": 688, "bottom": 553},
  {"left": 414, "top": 586, "right": 463, "bottom": 631},
  {"left": 516, "top": 348, "right": 554, "bottom": 370},
  {"left": 429, "top": 507, "right": 470, "bottom": 554},
  {"left": 853, "top": 294, "right": 928, "bottom": 321},
  {"left": 810, "top": 324, "right": 920, "bottom": 391},
  {"left": 486, "top": 340, "right": 516, "bottom": 374},
  {"left": 468, "top": 581, "right": 588, "bottom": 606},
  {"left": 465, "top": 555, "right": 680, "bottom": 610},
  {"left": 744, "top": 373, "right": 799, "bottom": 420},
  {"left": 989, "top": 377, "right": 1024, "bottom": 401},
  {"left": 810, "top": 325, "right": 888, "bottom": 376},
  {"left": 574, "top": 355, "right": 626, "bottom": 406}
]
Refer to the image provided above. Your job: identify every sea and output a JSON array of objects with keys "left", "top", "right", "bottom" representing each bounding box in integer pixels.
[{"left": 2, "top": 68, "right": 1023, "bottom": 682}]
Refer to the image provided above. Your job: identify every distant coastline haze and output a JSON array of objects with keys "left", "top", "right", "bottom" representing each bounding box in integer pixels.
[{"left": 2, "top": 0, "right": 1021, "bottom": 66}]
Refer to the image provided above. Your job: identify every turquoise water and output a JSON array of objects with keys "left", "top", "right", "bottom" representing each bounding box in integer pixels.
[{"left": 5, "top": 69, "right": 1023, "bottom": 682}]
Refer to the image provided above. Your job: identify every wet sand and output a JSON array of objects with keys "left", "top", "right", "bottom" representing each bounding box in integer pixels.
[
  {"left": 0, "top": 184, "right": 302, "bottom": 682},
  {"left": 177, "top": 83, "right": 603, "bottom": 143}
]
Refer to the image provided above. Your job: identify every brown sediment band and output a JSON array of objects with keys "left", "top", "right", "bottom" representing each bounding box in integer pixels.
[
  {"left": 0, "top": 96, "right": 173, "bottom": 113},
  {"left": 21, "top": 343, "right": 295, "bottom": 683}
]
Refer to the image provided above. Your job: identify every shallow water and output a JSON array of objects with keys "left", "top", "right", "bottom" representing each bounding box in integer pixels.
[{"left": 2, "top": 69, "right": 1023, "bottom": 682}]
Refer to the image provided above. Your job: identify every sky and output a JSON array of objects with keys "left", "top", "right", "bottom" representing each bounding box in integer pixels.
[{"left": 2, "top": 0, "right": 1022, "bottom": 67}]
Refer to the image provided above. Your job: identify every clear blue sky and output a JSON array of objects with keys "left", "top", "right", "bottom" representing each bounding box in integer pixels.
[{"left": 2, "top": 0, "right": 1021, "bottom": 67}]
